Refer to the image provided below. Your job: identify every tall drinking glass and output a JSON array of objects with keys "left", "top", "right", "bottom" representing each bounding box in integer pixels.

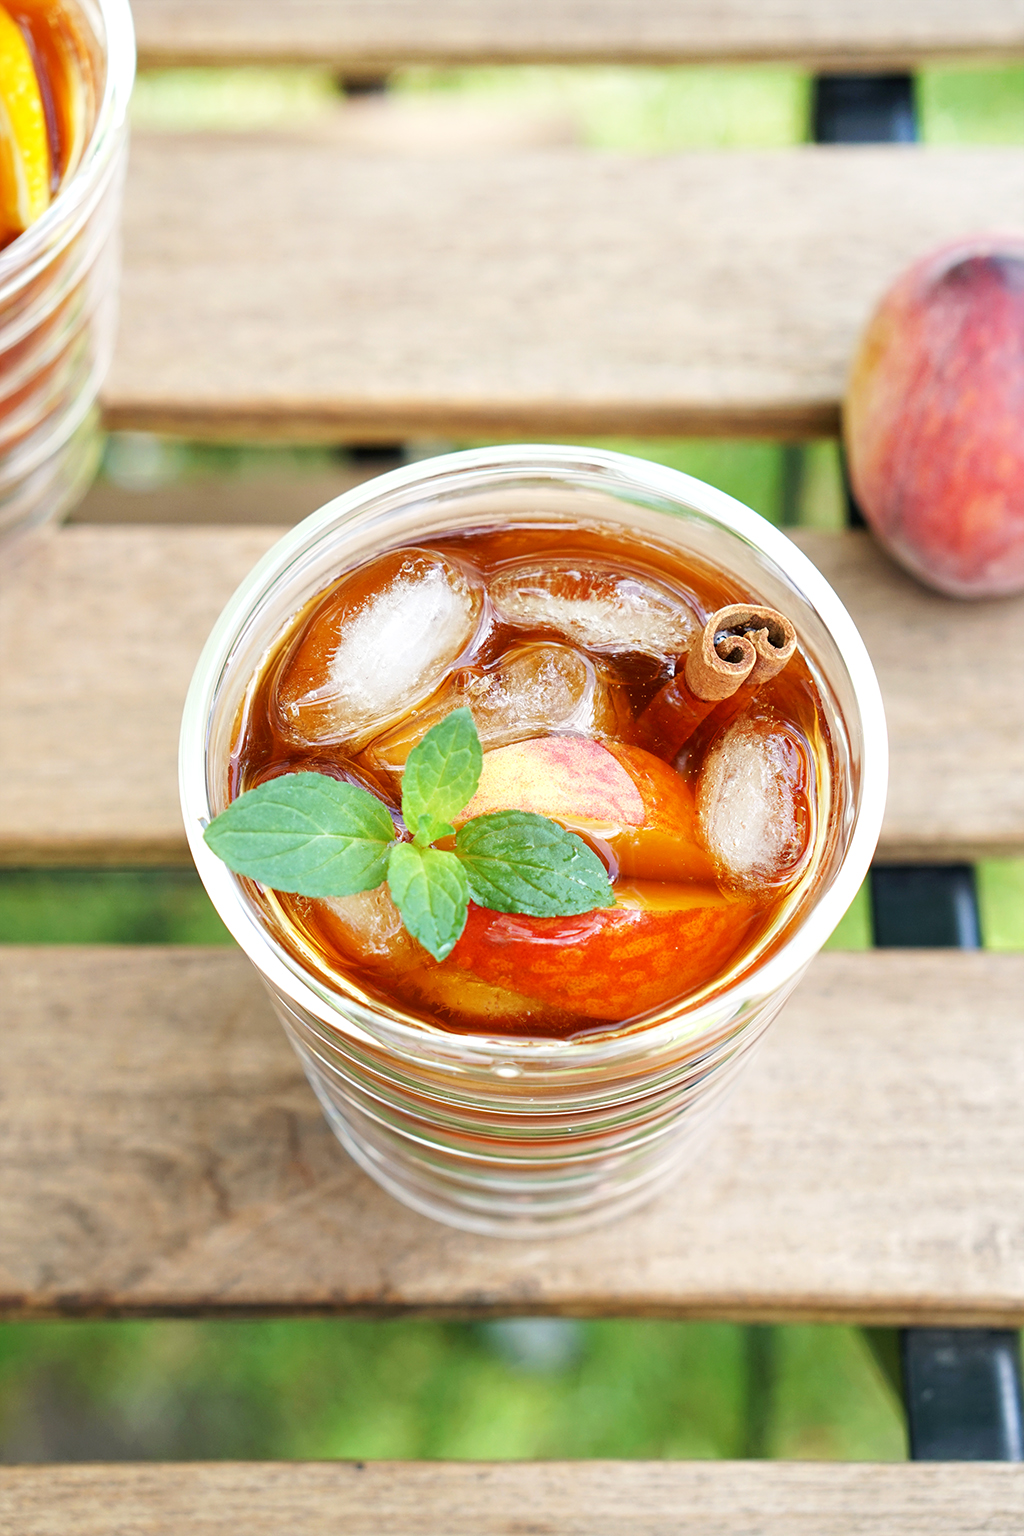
[
  {"left": 180, "top": 446, "right": 887, "bottom": 1237},
  {"left": 0, "top": 0, "right": 134, "bottom": 549}
]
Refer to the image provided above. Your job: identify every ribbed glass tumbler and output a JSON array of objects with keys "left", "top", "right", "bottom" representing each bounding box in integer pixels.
[
  {"left": 0, "top": 0, "right": 134, "bottom": 549},
  {"left": 180, "top": 446, "right": 887, "bottom": 1237}
]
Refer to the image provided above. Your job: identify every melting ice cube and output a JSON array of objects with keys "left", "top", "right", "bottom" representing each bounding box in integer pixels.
[
  {"left": 488, "top": 559, "right": 698, "bottom": 658},
  {"left": 314, "top": 886, "right": 420, "bottom": 974},
  {"left": 363, "top": 642, "right": 629, "bottom": 776},
  {"left": 274, "top": 548, "right": 485, "bottom": 748},
  {"left": 412, "top": 966, "right": 541, "bottom": 1029},
  {"left": 697, "top": 714, "right": 812, "bottom": 887}
]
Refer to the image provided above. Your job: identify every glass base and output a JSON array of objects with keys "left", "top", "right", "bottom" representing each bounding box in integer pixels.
[{"left": 298, "top": 1041, "right": 740, "bottom": 1239}]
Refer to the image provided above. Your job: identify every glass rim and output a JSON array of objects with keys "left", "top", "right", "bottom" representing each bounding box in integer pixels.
[
  {"left": 180, "top": 443, "right": 888, "bottom": 1065},
  {"left": 0, "top": 0, "right": 135, "bottom": 286}
]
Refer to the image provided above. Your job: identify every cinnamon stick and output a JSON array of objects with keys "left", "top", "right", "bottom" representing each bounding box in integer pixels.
[
  {"left": 716, "top": 604, "right": 797, "bottom": 688},
  {"left": 636, "top": 603, "right": 797, "bottom": 759}
]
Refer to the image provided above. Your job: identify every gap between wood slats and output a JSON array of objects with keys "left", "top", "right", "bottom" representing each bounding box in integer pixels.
[
  {"left": 130, "top": 0, "right": 1024, "bottom": 71},
  {"left": 69, "top": 466, "right": 391, "bottom": 526},
  {"left": 102, "top": 143, "right": 1024, "bottom": 443},
  {"left": 2, "top": 947, "right": 1021, "bottom": 1323},
  {"left": 2, "top": 1461, "right": 1023, "bottom": 1536},
  {"left": 2, "top": 526, "right": 1021, "bottom": 865}
]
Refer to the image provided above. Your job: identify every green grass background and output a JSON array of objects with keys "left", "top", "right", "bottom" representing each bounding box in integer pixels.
[{"left": 2, "top": 59, "right": 1022, "bottom": 1465}]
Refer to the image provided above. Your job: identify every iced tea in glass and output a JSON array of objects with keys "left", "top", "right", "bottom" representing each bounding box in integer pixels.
[
  {"left": 0, "top": 0, "right": 133, "bottom": 546},
  {"left": 181, "top": 446, "right": 887, "bottom": 1235}
]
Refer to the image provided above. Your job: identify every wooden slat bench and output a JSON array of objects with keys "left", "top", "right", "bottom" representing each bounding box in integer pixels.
[
  {"left": 4, "top": 2, "right": 1024, "bottom": 1526},
  {"left": 106, "top": 140, "right": 1024, "bottom": 442},
  {"left": 3, "top": 1460, "right": 1023, "bottom": 1535},
  {"left": 2, "top": 947, "right": 1022, "bottom": 1324},
  {"left": 130, "top": 0, "right": 1024, "bottom": 71}
]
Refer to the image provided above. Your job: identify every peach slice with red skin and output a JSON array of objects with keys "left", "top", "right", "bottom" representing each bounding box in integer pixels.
[
  {"left": 449, "top": 880, "right": 756, "bottom": 1022},
  {"left": 458, "top": 734, "right": 716, "bottom": 883}
]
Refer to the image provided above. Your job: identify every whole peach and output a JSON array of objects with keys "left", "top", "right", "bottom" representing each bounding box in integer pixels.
[{"left": 844, "top": 237, "right": 1024, "bottom": 598}]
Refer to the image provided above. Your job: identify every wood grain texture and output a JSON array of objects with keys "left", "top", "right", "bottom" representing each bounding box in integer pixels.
[
  {"left": 104, "top": 141, "right": 1024, "bottom": 442},
  {"left": 2, "top": 946, "right": 1021, "bottom": 1322},
  {"left": 792, "top": 531, "right": 1024, "bottom": 863},
  {"left": 0, "top": 526, "right": 277, "bottom": 864},
  {"left": 2, "top": 525, "right": 1022, "bottom": 865},
  {"left": 3, "top": 1461, "right": 1024, "bottom": 1536},
  {"left": 131, "top": 0, "right": 1024, "bottom": 69}
]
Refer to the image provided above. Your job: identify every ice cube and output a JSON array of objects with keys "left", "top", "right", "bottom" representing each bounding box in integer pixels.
[
  {"left": 274, "top": 548, "right": 486, "bottom": 748},
  {"left": 363, "top": 642, "right": 630, "bottom": 777},
  {"left": 312, "top": 888, "right": 547, "bottom": 1028},
  {"left": 489, "top": 559, "right": 698, "bottom": 658},
  {"left": 696, "top": 714, "right": 812, "bottom": 887},
  {"left": 412, "top": 965, "right": 542, "bottom": 1029},
  {"left": 314, "top": 885, "right": 421, "bottom": 975}
]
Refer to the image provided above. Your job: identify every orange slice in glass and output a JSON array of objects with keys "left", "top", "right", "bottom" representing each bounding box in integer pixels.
[{"left": 0, "top": 4, "right": 51, "bottom": 242}]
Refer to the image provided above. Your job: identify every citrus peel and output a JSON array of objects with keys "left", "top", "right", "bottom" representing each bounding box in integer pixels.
[{"left": 0, "top": 4, "right": 51, "bottom": 242}]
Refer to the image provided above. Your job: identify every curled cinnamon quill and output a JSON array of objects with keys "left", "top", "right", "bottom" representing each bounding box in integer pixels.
[
  {"left": 636, "top": 603, "right": 797, "bottom": 758},
  {"left": 714, "top": 604, "right": 797, "bottom": 688}
]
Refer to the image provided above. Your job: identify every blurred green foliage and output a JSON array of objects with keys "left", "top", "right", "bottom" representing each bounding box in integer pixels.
[
  {"left": 396, "top": 64, "right": 810, "bottom": 150},
  {"left": 977, "top": 860, "right": 1024, "bottom": 950},
  {"left": 0, "top": 869, "right": 230, "bottom": 945},
  {"left": 823, "top": 881, "right": 873, "bottom": 951},
  {"left": 453, "top": 436, "right": 847, "bottom": 531},
  {"left": 132, "top": 66, "right": 337, "bottom": 131},
  {"left": 101, "top": 432, "right": 342, "bottom": 491},
  {"left": 918, "top": 67, "right": 1024, "bottom": 144},
  {"left": 129, "top": 57, "right": 1024, "bottom": 152},
  {"left": 0, "top": 1317, "right": 903, "bottom": 1463}
]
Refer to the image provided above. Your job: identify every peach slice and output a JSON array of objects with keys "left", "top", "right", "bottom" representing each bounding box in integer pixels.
[
  {"left": 0, "top": 8, "right": 51, "bottom": 241},
  {"left": 458, "top": 734, "right": 716, "bottom": 883},
  {"left": 449, "top": 880, "right": 756, "bottom": 1021}
]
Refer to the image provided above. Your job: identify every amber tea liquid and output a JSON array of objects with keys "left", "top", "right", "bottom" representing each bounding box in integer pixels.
[
  {"left": 228, "top": 519, "right": 835, "bottom": 1044},
  {"left": 1, "top": 0, "right": 101, "bottom": 248}
]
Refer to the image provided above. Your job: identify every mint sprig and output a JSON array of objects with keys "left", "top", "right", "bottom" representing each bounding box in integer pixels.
[
  {"left": 401, "top": 706, "right": 482, "bottom": 847},
  {"left": 387, "top": 842, "right": 469, "bottom": 962},
  {"left": 203, "top": 708, "right": 614, "bottom": 961},
  {"left": 202, "top": 772, "right": 395, "bottom": 897},
  {"left": 457, "top": 810, "right": 613, "bottom": 917}
]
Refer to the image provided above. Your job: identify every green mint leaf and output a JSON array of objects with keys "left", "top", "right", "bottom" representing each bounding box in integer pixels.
[
  {"left": 203, "top": 772, "right": 396, "bottom": 896},
  {"left": 412, "top": 810, "right": 455, "bottom": 849},
  {"left": 401, "top": 708, "right": 482, "bottom": 846},
  {"left": 387, "top": 841, "right": 469, "bottom": 961},
  {"left": 456, "top": 811, "right": 614, "bottom": 917}
]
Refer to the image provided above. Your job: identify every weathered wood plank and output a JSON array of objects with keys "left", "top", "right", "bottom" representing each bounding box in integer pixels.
[
  {"left": 2, "top": 525, "right": 1021, "bottom": 864},
  {"left": 794, "top": 530, "right": 1024, "bottom": 864},
  {"left": 0, "top": 526, "right": 274, "bottom": 865},
  {"left": 2, "top": 947, "right": 1021, "bottom": 1322},
  {"left": 131, "top": 0, "right": 1024, "bottom": 70},
  {"left": 4, "top": 1461, "right": 1024, "bottom": 1536},
  {"left": 105, "top": 141, "right": 1024, "bottom": 442}
]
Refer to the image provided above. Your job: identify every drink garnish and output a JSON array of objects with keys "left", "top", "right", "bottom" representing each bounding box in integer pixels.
[
  {"left": 636, "top": 604, "right": 797, "bottom": 759},
  {"left": 204, "top": 709, "right": 614, "bottom": 961},
  {"left": 0, "top": 5, "right": 52, "bottom": 242}
]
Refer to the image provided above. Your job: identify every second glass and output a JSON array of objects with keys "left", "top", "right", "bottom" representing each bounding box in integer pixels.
[{"left": 0, "top": 0, "right": 134, "bottom": 549}]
